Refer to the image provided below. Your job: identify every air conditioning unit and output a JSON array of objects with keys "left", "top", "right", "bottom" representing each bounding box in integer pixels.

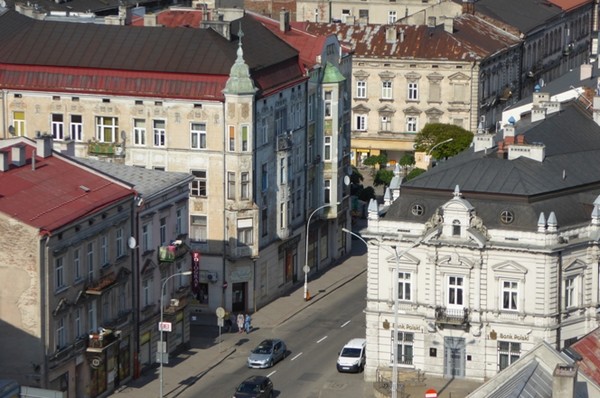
[
  {"left": 207, "top": 272, "right": 218, "bottom": 283},
  {"left": 170, "top": 299, "right": 179, "bottom": 307}
]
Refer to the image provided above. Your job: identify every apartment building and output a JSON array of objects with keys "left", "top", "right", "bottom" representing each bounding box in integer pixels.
[
  {"left": 361, "top": 91, "right": 600, "bottom": 382},
  {"left": 0, "top": 136, "right": 136, "bottom": 397}
]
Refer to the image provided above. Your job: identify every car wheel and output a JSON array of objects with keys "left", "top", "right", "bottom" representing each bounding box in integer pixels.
[{"left": 269, "top": 359, "right": 273, "bottom": 368}]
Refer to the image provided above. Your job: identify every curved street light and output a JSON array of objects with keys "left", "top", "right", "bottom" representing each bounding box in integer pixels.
[
  {"left": 159, "top": 270, "right": 192, "bottom": 398},
  {"left": 342, "top": 227, "right": 421, "bottom": 398},
  {"left": 427, "top": 137, "right": 454, "bottom": 157},
  {"left": 304, "top": 202, "right": 339, "bottom": 301}
]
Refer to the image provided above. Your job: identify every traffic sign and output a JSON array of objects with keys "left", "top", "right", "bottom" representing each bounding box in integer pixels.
[
  {"left": 158, "top": 322, "right": 172, "bottom": 332},
  {"left": 216, "top": 307, "right": 225, "bottom": 319},
  {"left": 303, "top": 265, "right": 310, "bottom": 273},
  {"left": 425, "top": 389, "right": 438, "bottom": 398}
]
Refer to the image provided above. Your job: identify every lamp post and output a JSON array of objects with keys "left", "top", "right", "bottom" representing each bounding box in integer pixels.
[
  {"left": 425, "top": 138, "right": 454, "bottom": 168},
  {"left": 342, "top": 228, "right": 421, "bottom": 398},
  {"left": 304, "top": 202, "right": 339, "bottom": 301},
  {"left": 159, "top": 270, "right": 192, "bottom": 398}
]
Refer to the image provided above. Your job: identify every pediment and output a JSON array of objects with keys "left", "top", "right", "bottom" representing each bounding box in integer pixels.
[
  {"left": 564, "top": 259, "right": 586, "bottom": 273},
  {"left": 424, "top": 107, "right": 443, "bottom": 117},
  {"left": 427, "top": 72, "right": 444, "bottom": 81},
  {"left": 405, "top": 72, "right": 421, "bottom": 81},
  {"left": 403, "top": 106, "right": 422, "bottom": 115},
  {"left": 353, "top": 104, "right": 371, "bottom": 113},
  {"left": 379, "top": 70, "right": 396, "bottom": 79},
  {"left": 448, "top": 72, "right": 470, "bottom": 81},
  {"left": 378, "top": 104, "right": 396, "bottom": 114},
  {"left": 492, "top": 261, "right": 528, "bottom": 275},
  {"left": 438, "top": 253, "right": 475, "bottom": 269},
  {"left": 385, "top": 251, "right": 420, "bottom": 266},
  {"left": 354, "top": 70, "right": 370, "bottom": 79}
]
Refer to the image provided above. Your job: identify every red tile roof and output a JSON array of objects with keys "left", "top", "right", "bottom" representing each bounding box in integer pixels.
[
  {"left": 548, "top": 0, "right": 591, "bottom": 11},
  {"left": 570, "top": 327, "right": 600, "bottom": 387},
  {"left": 156, "top": 9, "right": 206, "bottom": 28},
  {"left": 0, "top": 140, "right": 135, "bottom": 234}
]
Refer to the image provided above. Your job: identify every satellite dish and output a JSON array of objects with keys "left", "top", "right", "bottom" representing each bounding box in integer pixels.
[
  {"left": 128, "top": 236, "right": 137, "bottom": 249},
  {"left": 344, "top": 175, "right": 351, "bottom": 186}
]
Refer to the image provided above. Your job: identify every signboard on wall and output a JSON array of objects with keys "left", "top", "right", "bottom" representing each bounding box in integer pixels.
[{"left": 191, "top": 251, "right": 201, "bottom": 294}]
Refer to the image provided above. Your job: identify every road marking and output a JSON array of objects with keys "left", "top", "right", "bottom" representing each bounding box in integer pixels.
[
  {"left": 340, "top": 320, "right": 351, "bottom": 328},
  {"left": 317, "top": 336, "right": 328, "bottom": 343},
  {"left": 291, "top": 353, "right": 303, "bottom": 361},
  {"left": 267, "top": 370, "right": 277, "bottom": 378}
]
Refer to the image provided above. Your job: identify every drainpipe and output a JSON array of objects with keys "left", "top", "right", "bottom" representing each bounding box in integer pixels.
[
  {"left": 557, "top": 251, "right": 563, "bottom": 351},
  {"left": 41, "top": 233, "right": 51, "bottom": 388},
  {"left": 222, "top": 102, "right": 227, "bottom": 310}
]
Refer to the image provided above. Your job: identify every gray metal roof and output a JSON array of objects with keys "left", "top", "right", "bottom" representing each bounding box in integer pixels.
[
  {"left": 487, "top": 360, "right": 553, "bottom": 398},
  {"left": 72, "top": 157, "right": 193, "bottom": 199},
  {"left": 472, "top": 0, "right": 563, "bottom": 34}
]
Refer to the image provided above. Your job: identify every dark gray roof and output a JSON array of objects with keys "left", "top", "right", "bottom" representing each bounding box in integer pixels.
[
  {"left": 487, "top": 360, "right": 553, "bottom": 398},
  {"left": 386, "top": 100, "right": 600, "bottom": 231},
  {"left": 472, "top": 0, "right": 563, "bottom": 34},
  {"left": 73, "top": 158, "right": 193, "bottom": 199}
]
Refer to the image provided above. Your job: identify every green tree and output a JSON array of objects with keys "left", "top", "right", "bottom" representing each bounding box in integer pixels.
[
  {"left": 413, "top": 123, "right": 473, "bottom": 159},
  {"left": 358, "top": 186, "right": 375, "bottom": 202},
  {"left": 398, "top": 153, "right": 415, "bottom": 175},
  {"left": 362, "top": 154, "right": 388, "bottom": 167},
  {"left": 405, "top": 168, "right": 426, "bottom": 181},
  {"left": 350, "top": 166, "right": 364, "bottom": 185},
  {"left": 374, "top": 169, "right": 394, "bottom": 187}
]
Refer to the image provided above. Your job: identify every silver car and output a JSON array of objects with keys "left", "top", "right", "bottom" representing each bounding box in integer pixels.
[{"left": 247, "top": 339, "right": 287, "bottom": 368}]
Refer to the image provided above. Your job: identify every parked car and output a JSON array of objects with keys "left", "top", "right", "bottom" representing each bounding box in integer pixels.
[
  {"left": 247, "top": 339, "right": 287, "bottom": 368},
  {"left": 233, "top": 375, "right": 274, "bottom": 398},
  {"left": 336, "top": 338, "right": 366, "bottom": 373}
]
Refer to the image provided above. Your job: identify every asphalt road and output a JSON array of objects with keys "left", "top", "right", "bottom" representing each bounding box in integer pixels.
[{"left": 179, "top": 271, "right": 371, "bottom": 398}]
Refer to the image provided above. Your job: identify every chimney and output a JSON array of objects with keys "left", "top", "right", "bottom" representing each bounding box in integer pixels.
[
  {"left": 36, "top": 134, "right": 53, "bottom": 158},
  {"left": 503, "top": 123, "right": 515, "bottom": 140},
  {"left": 12, "top": 144, "right": 26, "bottom": 167},
  {"left": 427, "top": 16, "right": 436, "bottom": 28},
  {"left": 385, "top": 26, "right": 396, "bottom": 44},
  {"left": 280, "top": 9, "right": 290, "bottom": 32},
  {"left": 552, "top": 364, "right": 577, "bottom": 398},
  {"left": 581, "top": 64, "right": 593, "bottom": 81},
  {"left": 345, "top": 15, "right": 355, "bottom": 25},
  {"left": 143, "top": 12, "right": 157, "bottom": 27},
  {"left": 0, "top": 150, "right": 9, "bottom": 172},
  {"left": 462, "top": 0, "right": 475, "bottom": 14},
  {"left": 443, "top": 18, "right": 453, "bottom": 33}
]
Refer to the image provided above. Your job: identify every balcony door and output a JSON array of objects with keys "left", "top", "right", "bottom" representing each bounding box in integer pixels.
[
  {"left": 443, "top": 336, "right": 465, "bottom": 378},
  {"left": 232, "top": 282, "right": 247, "bottom": 313}
]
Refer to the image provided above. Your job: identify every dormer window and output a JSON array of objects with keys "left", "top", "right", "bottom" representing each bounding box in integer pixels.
[{"left": 452, "top": 220, "right": 461, "bottom": 236}]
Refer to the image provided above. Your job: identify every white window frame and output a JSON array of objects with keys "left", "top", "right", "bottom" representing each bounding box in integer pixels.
[
  {"left": 87, "top": 242, "right": 94, "bottom": 282},
  {"left": 241, "top": 125, "right": 250, "bottom": 152},
  {"left": 70, "top": 115, "right": 83, "bottom": 142},
  {"left": 56, "top": 317, "right": 66, "bottom": 349},
  {"left": 241, "top": 172, "right": 250, "bottom": 200},
  {"left": 447, "top": 276, "right": 464, "bottom": 307},
  {"left": 238, "top": 225, "right": 253, "bottom": 246},
  {"left": 227, "top": 172, "right": 236, "bottom": 200},
  {"left": 159, "top": 217, "right": 167, "bottom": 246},
  {"left": 142, "top": 223, "right": 151, "bottom": 252},
  {"left": 191, "top": 122, "right": 206, "bottom": 149},
  {"left": 324, "top": 179, "right": 331, "bottom": 204},
  {"left": 382, "top": 80, "right": 393, "bottom": 99},
  {"left": 96, "top": 116, "right": 118, "bottom": 143},
  {"left": 392, "top": 331, "right": 414, "bottom": 365},
  {"left": 13, "top": 111, "right": 25, "bottom": 136},
  {"left": 356, "top": 114, "right": 367, "bottom": 131},
  {"left": 498, "top": 341, "right": 521, "bottom": 371},
  {"left": 324, "top": 136, "right": 332, "bottom": 160},
  {"left": 380, "top": 115, "right": 391, "bottom": 131},
  {"left": 73, "top": 248, "right": 81, "bottom": 281},
  {"left": 324, "top": 91, "right": 332, "bottom": 118},
  {"left": 501, "top": 280, "right": 519, "bottom": 311},
  {"left": 356, "top": 80, "right": 367, "bottom": 98},
  {"left": 55, "top": 256, "right": 65, "bottom": 291},
  {"left": 408, "top": 82, "right": 419, "bottom": 100},
  {"left": 52, "top": 114, "right": 64, "bottom": 140},
  {"left": 133, "top": 118, "right": 146, "bottom": 146},
  {"left": 153, "top": 119, "right": 166, "bottom": 147},
  {"left": 190, "top": 215, "right": 207, "bottom": 243},
  {"left": 398, "top": 271, "right": 412, "bottom": 301},
  {"left": 406, "top": 116, "right": 418, "bottom": 132},
  {"left": 176, "top": 208, "right": 183, "bottom": 236},
  {"left": 191, "top": 170, "right": 207, "bottom": 197},
  {"left": 100, "top": 235, "right": 108, "bottom": 266},
  {"left": 388, "top": 10, "right": 397, "bottom": 24},
  {"left": 116, "top": 228, "right": 124, "bottom": 258},
  {"left": 308, "top": 94, "right": 315, "bottom": 121}
]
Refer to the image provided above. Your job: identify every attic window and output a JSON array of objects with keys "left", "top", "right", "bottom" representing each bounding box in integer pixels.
[
  {"left": 72, "top": 97, "right": 79, "bottom": 102},
  {"left": 155, "top": 101, "right": 163, "bottom": 106},
  {"left": 500, "top": 210, "right": 514, "bottom": 224},
  {"left": 411, "top": 204, "right": 424, "bottom": 216},
  {"left": 135, "top": 100, "right": 143, "bottom": 106},
  {"left": 53, "top": 96, "right": 61, "bottom": 101},
  {"left": 102, "top": 98, "right": 110, "bottom": 103},
  {"left": 452, "top": 220, "right": 461, "bottom": 236},
  {"left": 194, "top": 104, "right": 202, "bottom": 109},
  {"left": 14, "top": 93, "right": 22, "bottom": 98}
]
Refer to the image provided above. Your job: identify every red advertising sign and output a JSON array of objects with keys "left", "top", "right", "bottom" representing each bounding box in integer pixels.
[{"left": 191, "top": 251, "right": 201, "bottom": 294}]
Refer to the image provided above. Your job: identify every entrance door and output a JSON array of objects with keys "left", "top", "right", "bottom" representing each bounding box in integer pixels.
[
  {"left": 443, "top": 336, "right": 465, "bottom": 378},
  {"left": 232, "top": 282, "right": 246, "bottom": 313}
]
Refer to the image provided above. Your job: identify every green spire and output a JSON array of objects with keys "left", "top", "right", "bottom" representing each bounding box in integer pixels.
[
  {"left": 322, "top": 62, "right": 345, "bottom": 84},
  {"left": 223, "top": 23, "right": 257, "bottom": 95}
]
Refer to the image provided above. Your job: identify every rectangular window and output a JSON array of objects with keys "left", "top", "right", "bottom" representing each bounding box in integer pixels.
[
  {"left": 56, "top": 317, "right": 66, "bottom": 349},
  {"left": 55, "top": 257, "right": 65, "bottom": 290},
  {"left": 191, "top": 122, "right": 206, "bottom": 149},
  {"left": 96, "top": 116, "right": 118, "bottom": 143},
  {"left": 238, "top": 223, "right": 253, "bottom": 245},
  {"left": 356, "top": 115, "right": 367, "bottom": 131},
  {"left": 565, "top": 277, "right": 576, "bottom": 309},
  {"left": 280, "top": 158, "right": 286, "bottom": 185},
  {"left": 73, "top": 248, "right": 81, "bottom": 281},
  {"left": 191, "top": 170, "right": 207, "bottom": 197},
  {"left": 176, "top": 208, "right": 183, "bottom": 236},
  {"left": 382, "top": 81, "right": 392, "bottom": 99},
  {"left": 261, "top": 204, "right": 268, "bottom": 237},
  {"left": 142, "top": 223, "right": 151, "bottom": 252},
  {"left": 52, "top": 114, "right": 64, "bottom": 140},
  {"left": 275, "top": 108, "right": 286, "bottom": 135},
  {"left": 75, "top": 308, "right": 82, "bottom": 338},
  {"left": 241, "top": 172, "right": 250, "bottom": 200},
  {"left": 241, "top": 125, "right": 249, "bottom": 151},
  {"left": 70, "top": 115, "right": 83, "bottom": 141},
  {"left": 393, "top": 331, "right": 414, "bottom": 365},
  {"left": 408, "top": 82, "right": 419, "bottom": 100},
  {"left": 280, "top": 203, "right": 286, "bottom": 229},
  {"left": 190, "top": 215, "right": 207, "bottom": 242},
  {"left": 133, "top": 119, "right": 146, "bottom": 146},
  {"left": 227, "top": 172, "right": 236, "bottom": 200},
  {"left": 88, "top": 301, "right": 97, "bottom": 333},
  {"left": 359, "top": 9, "right": 368, "bottom": 19},
  {"left": 261, "top": 117, "right": 268, "bottom": 145},
  {"left": 388, "top": 10, "right": 397, "bottom": 24},
  {"left": 153, "top": 119, "right": 166, "bottom": 147},
  {"left": 87, "top": 242, "right": 94, "bottom": 282},
  {"left": 116, "top": 228, "right": 124, "bottom": 258},
  {"left": 324, "top": 179, "right": 331, "bottom": 204},
  {"left": 407, "top": 116, "right": 418, "bottom": 133},
  {"left": 498, "top": 341, "right": 520, "bottom": 371},
  {"left": 261, "top": 164, "right": 268, "bottom": 192},
  {"left": 356, "top": 80, "right": 366, "bottom": 98},
  {"left": 429, "top": 81, "right": 441, "bottom": 102},
  {"left": 502, "top": 280, "right": 518, "bottom": 310},
  {"left": 324, "top": 136, "right": 332, "bottom": 160},
  {"left": 448, "top": 276, "right": 464, "bottom": 306},
  {"left": 100, "top": 235, "right": 108, "bottom": 266},
  {"left": 398, "top": 272, "right": 411, "bottom": 301},
  {"left": 142, "top": 279, "right": 151, "bottom": 307},
  {"left": 13, "top": 111, "right": 25, "bottom": 136},
  {"left": 159, "top": 218, "right": 167, "bottom": 246},
  {"left": 229, "top": 125, "right": 235, "bottom": 151},
  {"left": 308, "top": 94, "right": 315, "bottom": 121},
  {"left": 324, "top": 91, "right": 332, "bottom": 118},
  {"left": 380, "top": 116, "right": 391, "bottom": 131}
]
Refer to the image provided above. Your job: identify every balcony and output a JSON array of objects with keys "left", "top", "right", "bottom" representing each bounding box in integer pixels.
[
  {"left": 87, "top": 328, "right": 119, "bottom": 352},
  {"left": 277, "top": 135, "right": 292, "bottom": 151},
  {"left": 158, "top": 241, "right": 189, "bottom": 263},
  {"left": 87, "top": 140, "right": 124, "bottom": 156},
  {"left": 435, "top": 306, "right": 469, "bottom": 329},
  {"left": 86, "top": 267, "right": 130, "bottom": 295}
]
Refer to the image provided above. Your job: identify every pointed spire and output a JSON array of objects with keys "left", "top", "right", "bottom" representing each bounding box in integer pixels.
[
  {"left": 547, "top": 211, "right": 558, "bottom": 232},
  {"left": 394, "top": 163, "right": 401, "bottom": 176},
  {"left": 453, "top": 185, "right": 461, "bottom": 198},
  {"left": 592, "top": 205, "right": 600, "bottom": 226},
  {"left": 384, "top": 187, "right": 392, "bottom": 206},
  {"left": 223, "top": 22, "right": 256, "bottom": 95},
  {"left": 368, "top": 198, "right": 379, "bottom": 220},
  {"left": 537, "top": 212, "right": 546, "bottom": 232}
]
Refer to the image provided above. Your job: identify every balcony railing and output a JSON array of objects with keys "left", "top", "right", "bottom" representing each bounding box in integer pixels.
[
  {"left": 435, "top": 306, "right": 469, "bottom": 329},
  {"left": 87, "top": 329, "right": 119, "bottom": 352},
  {"left": 87, "top": 140, "right": 124, "bottom": 156},
  {"left": 158, "top": 241, "right": 189, "bottom": 263}
]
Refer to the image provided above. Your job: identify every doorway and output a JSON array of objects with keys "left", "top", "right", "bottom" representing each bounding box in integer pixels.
[
  {"left": 443, "top": 336, "right": 465, "bottom": 378},
  {"left": 232, "top": 282, "right": 247, "bottom": 313}
]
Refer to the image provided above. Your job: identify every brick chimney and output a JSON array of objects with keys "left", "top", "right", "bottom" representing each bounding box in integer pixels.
[
  {"left": 552, "top": 364, "right": 577, "bottom": 398},
  {"left": 280, "top": 9, "right": 290, "bottom": 33},
  {"left": 462, "top": 0, "right": 475, "bottom": 14}
]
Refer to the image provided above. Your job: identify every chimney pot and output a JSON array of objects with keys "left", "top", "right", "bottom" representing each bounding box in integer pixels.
[{"left": 36, "top": 134, "right": 53, "bottom": 158}]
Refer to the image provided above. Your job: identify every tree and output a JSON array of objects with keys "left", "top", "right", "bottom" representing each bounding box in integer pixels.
[
  {"left": 362, "top": 154, "right": 388, "bottom": 168},
  {"left": 373, "top": 169, "right": 394, "bottom": 187},
  {"left": 413, "top": 123, "right": 473, "bottom": 159},
  {"left": 405, "top": 168, "right": 426, "bottom": 181},
  {"left": 358, "top": 186, "right": 375, "bottom": 202},
  {"left": 350, "top": 166, "right": 363, "bottom": 185},
  {"left": 398, "top": 153, "right": 415, "bottom": 175}
]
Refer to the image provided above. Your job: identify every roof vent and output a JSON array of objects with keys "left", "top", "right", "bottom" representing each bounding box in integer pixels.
[{"left": 80, "top": 185, "right": 91, "bottom": 192}]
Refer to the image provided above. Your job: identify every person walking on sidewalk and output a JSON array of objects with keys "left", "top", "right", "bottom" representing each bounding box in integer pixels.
[
  {"left": 237, "top": 313, "right": 244, "bottom": 334},
  {"left": 244, "top": 314, "right": 252, "bottom": 334}
]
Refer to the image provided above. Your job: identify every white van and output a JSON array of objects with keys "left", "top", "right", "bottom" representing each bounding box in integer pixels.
[{"left": 336, "top": 338, "right": 366, "bottom": 373}]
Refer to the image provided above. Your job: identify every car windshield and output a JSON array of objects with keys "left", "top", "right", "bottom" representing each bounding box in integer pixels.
[
  {"left": 253, "top": 342, "right": 273, "bottom": 354},
  {"left": 341, "top": 347, "right": 361, "bottom": 358},
  {"left": 237, "top": 382, "right": 260, "bottom": 393}
]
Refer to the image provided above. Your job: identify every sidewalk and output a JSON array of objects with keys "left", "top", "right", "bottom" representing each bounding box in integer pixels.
[{"left": 111, "top": 225, "right": 368, "bottom": 398}]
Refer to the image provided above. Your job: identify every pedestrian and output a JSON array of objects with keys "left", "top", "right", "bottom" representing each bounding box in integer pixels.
[
  {"left": 237, "top": 313, "right": 244, "bottom": 334},
  {"left": 224, "top": 311, "right": 232, "bottom": 332},
  {"left": 228, "top": 312, "right": 236, "bottom": 333},
  {"left": 244, "top": 313, "right": 252, "bottom": 334}
]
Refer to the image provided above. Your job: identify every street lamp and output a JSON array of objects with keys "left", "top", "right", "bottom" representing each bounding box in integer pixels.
[
  {"left": 159, "top": 270, "right": 192, "bottom": 398},
  {"left": 425, "top": 138, "right": 454, "bottom": 168},
  {"left": 342, "top": 228, "right": 421, "bottom": 398},
  {"left": 304, "top": 202, "right": 339, "bottom": 301}
]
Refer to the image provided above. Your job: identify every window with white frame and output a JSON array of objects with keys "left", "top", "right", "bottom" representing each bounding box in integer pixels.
[
  {"left": 382, "top": 80, "right": 393, "bottom": 99},
  {"left": 324, "top": 91, "right": 332, "bottom": 118},
  {"left": 388, "top": 10, "right": 397, "bottom": 24},
  {"left": 87, "top": 300, "right": 97, "bottom": 333},
  {"left": 501, "top": 280, "right": 518, "bottom": 311},
  {"left": 237, "top": 219, "right": 253, "bottom": 246},
  {"left": 142, "top": 278, "right": 151, "bottom": 307},
  {"left": 96, "top": 116, "right": 118, "bottom": 143},
  {"left": 260, "top": 116, "right": 268, "bottom": 145},
  {"left": 100, "top": 235, "right": 108, "bottom": 266},
  {"left": 380, "top": 115, "right": 391, "bottom": 131},
  {"left": 191, "top": 170, "right": 207, "bottom": 197},
  {"left": 52, "top": 114, "right": 64, "bottom": 140},
  {"left": 242, "top": 125, "right": 249, "bottom": 151},
  {"left": 70, "top": 115, "right": 83, "bottom": 141},
  {"left": 55, "top": 256, "right": 65, "bottom": 291},
  {"left": 356, "top": 80, "right": 367, "bottom": 98},
  {"left": 142, "top": 223, "right": 151, "bottom": 252},
  {"left": 87, "top": 242, "right": 94, "bottom": 282},
  {"left": 153, "top": 119, "right": 166, "bottom": 147},
  {"left": 56, "top": 317, "right": 67, "bottom": 349},
  {"left": 398, "top": 272, "right": 411, "bottom": 301},
  {"left": 280, "top": 202, "right": 286, "bottom": 230},
  {"left": 408, "top": 82, "right": 419, "bottom": 100},
  {"left": 564, "top": 276, "right": 577, "bottom": 309},
  {"left": 228, "top": 125, "right": 235, "bottom": 151},
  {"left": 241, "top": 172, "right": 250, "bottom": 200},
  {"left": 275, "top": 108, "right": 286, "bottom": 136},
  {"left": 324, "top": 136, "right": 332, "bottom": 160},
  {"left": 279, "top": 159, "right": 286, "bottom": 185},
  {"left": 116, "top": 227, "right": 124, "bottom": 258},
  {"left": 447, "top": 276, "right": 464, "bottom": 306},
  {"left": 176, "top": 208, "right": 183, "bottom": 236},
  {"left": 324, "top": 179, "right": 331, "bottom": 204},
  {"left": 13, "top": 111, "right": 25, "bottom": 136},
  {"left": 392, "top": 331, "right": 413, "bottom": 365},
  {"left": 190, "top": 215, "right": 207, "bottom": 242},
  {"left": 159, "top": 217, "right": 167, "bottom": 245},
  {"left": 133, "top": 118, "right": 146, "bottom": 146},
  {"left": 308, "top": 94, "right": 315, "bottom": 121},
  {"left": 406, "top": 116, "right": 418, "bottom": 132},
  {"left": 189, "top": 122, "right": 206, "bottom": 149},
  {"left": 356, "top": 114, "right": 367, "bottom": 131},
  {"left": 228, "top": 172, "right": 236, "bottom": 200},
  {"left": 73, "top": 248, "right": 81, "bottom": 281},
  {"left": 498, "top": 341, "right": 520, "bottom": 371}
]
